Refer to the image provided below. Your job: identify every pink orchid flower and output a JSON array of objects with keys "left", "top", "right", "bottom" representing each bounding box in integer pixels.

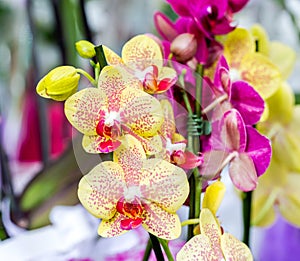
[
  {"left": 200, "top": 109, "right": 271, "bottom": 191},
  {"left": 78, "top": 134, "right": 189, "bottom": 240}
]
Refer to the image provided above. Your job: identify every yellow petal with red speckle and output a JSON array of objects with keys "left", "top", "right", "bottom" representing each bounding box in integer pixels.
[
  {"left": 200, "top": 208, "right": 224, "bottom": 260},
  {"left": 102, "top": 45, "right": 123, "bottom": 66},
  {"left": 120, "top": 88, "right": 164, "bottom": 137},
  {"left": 221, "top": 233, "right": 253, "bottom": 261},
  {"left": 239, "top": 53, "right": 281, "bottom": 99},
  {"left": 98, "top": 212, "right": 128, "bottom": 237},
  {"left": 122, "top": 35, "right": 163, "bottom": 71},
  {"left": 64, "top": 87, "right": 108, "bottom": 135},
  {"left": 140, "top": 158, "right": 189, "bottom": 212},
  {"left": 78, "top": 161, "right": 126, "bottom": 220},
  {"left": 113, "top": 134, "right": 146, "bottom": 185},
  {"left": 224, "top": 28, "right": 255, "bottom": 68},
  {"left": 176, "top": 234, "right": 217, "bottom": 261},
  {"left": 142, "top": 202, "right": 182, "bottom": 240},
  {"left": 160, "top": 99, "right": 176, "bottom": 139}
]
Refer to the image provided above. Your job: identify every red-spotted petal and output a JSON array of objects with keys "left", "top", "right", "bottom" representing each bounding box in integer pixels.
[
  {"left": 176, "top": 234, "right": 218, "bottom": 261},
  {"left": 156, "top": 67, "right": 178, "bottom": 93},
  {"left": 221, "top": 233, "right": 253, "bottom": 261},
  {"left": 142, "top": 202, "right": 182, "bottom": 240},
  {"left": 113, "top": 134, "right": 146, "bottom": 186},
  {"left": 82, "top": 135, "right": 122, "bottom": 153},
  {"left": 120, "top": 88, "right": 163, "bottom": 137},
  {"left": 160, "top": 99, "right": 176, "bottom": 139},
  {"left": 140, "top": 158, "right": 189, "bottom": 212},
  {"left": 122, "top": 35, "right": 163, "bottom": 71},
  {"left": 98, "top": 212, "right": 128, "bottom": 237},
  {"left": 64, "top": 88, "right": 107, "bottom": 135},
  {"left": 78, "top": 161, "right": 126, "bottom": 219}
]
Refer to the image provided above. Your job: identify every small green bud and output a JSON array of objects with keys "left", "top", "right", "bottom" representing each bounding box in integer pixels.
[
  {"left": 75, "top": 40, "right": 96, "bottom": 59},
  {"left": 36, "top": 66, "right": 80, "bottom": 101}
]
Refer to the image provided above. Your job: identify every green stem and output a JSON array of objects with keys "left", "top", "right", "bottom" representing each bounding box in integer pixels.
[
  {"left": 94, "top": 45, "right": 108, "bottom": 71},
  {"left": 142, "top": 239, "right": 152, "bottom": 261},
  {"left": 195, "top": 64, "right": 204, "bottom": 117},
  {"left": 158, "top": 239, "right": 174, "bottom": 261},
  {"left": 242, "top": 191, "right": 252, "bottom": 246},
  {"left": 193, "top": 167, "right": 202, "bottom": 219},
  {"left": 149, "top": 233, "right": 165, "bottom": 261},
  {"left": 76, "top": 68, "right": 97, "bottom": 86},
  {"left": 181, "top": 218, "right": 199, "bottom": 227}
]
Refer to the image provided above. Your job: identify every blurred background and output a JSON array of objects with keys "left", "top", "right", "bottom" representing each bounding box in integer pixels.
[{"left": 0, "top": 0, "right": 299, "bottom": 260}]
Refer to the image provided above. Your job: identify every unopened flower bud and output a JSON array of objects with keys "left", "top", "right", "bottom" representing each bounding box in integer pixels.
[
  {"left": 36, "top": 66, "right": 80, "bottom": 101},
  {"left": 75, "top": 40, "right": 96, "bottom": 59},
  {"left": 170, "top": 33, "right": 197, "bottom": 63}
]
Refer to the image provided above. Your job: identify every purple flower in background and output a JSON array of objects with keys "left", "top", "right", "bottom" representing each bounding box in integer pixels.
[{"left": 200, "top": 109, "right": 271, "bottom": 191}]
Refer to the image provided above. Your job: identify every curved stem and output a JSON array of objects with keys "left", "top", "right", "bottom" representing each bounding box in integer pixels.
[
  {"left": 142, "top": 239, "right": 152, "bottom": 261},
  {"left": 158, "top": 239, "right": 174, "bottom": 261},
  {"left": 242, "top": 191, "right": 252, "bottom": 246},
  {"left": 149, "top": 233, "right": 165, "bottom": 261},
  {"left": 76, "top": 68, "right": 97, "bottom": 86}
]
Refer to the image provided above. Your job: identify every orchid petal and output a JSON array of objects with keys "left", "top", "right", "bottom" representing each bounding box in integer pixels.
[
  {"left": 157, "top": 67, "right": 178, "bottom": 93},
  {"left": 113, "top": 134, "right": 145, "bottom": 185},
  {"left": 122, "top": 35, "right": 163, "bottom": 71},
  {"left": 141, "top": 158, "right": 189, "bottom": 212},
  {"left": 200, "top": 150, "right": 228, "bottom": 180},
  {"left": 250, "top": 24, "right": 270, "bottom": 56},
  {"left": 229, "top": 152, "right": 258, "bottom": 191},
  {"left": 221, "top": 233, "right": 253, "bottom": 261},
  {"left": 98, "top": 66, "right": 142, "bottom": 112},
  {"left": 246, "top": 126, "right": 272, "bottom": 176},
  {"left": 269, "top": 41, "right": 296, "bottom": 79},
  {"left": 77, "top": 161, "right": 126, "bottom": 219},
  {"left": 120, "top": 88, "right": 163, "bottom": 137},
  {"left": 176, "top": 234, "right": 216, "bottom": 260},
  {"left": 202, "top": 181, "right": 226, "bottom": 215},
  {"left": 180, "top": 150, "right": 203, "bottom": 169},
  {"left": 166, "top": 0, "right": 191, "bottom": 17},
  {"left": 98, "top": 212, "right": 127, "bottom": 237},
  {"left": 220, "top": 109, "right": 247, "bottom": 152},
  {"left": 64, "top": 88, "right": 107, "bottom": 135},
  {"left": 239, "top": 53, "right": 282, "bottom": 99},
  {"left": 228, "top": 0, "right": 249, "bottom": 13},
  {"left": 154, "top": 12, "right": 179, "bottom": 42},
  {"left": 230, "top": 81, "right": 265, "bottom": 125},
  {"left": 102, "top": 45, "right": 123, "bottom": 66},
  {"left": 278, "top": 174, "right": 300, "bottom": 227},
  {"left": 82, "top": 135, "right": 121, "bottom": 153},
  {"left": 265, "top": 82, "right": 295, "bottom": 124},
  {"left": 142, "top": 202, "right": 182, "bottom": 240},
  {"left": 200, "top": 208, "right": 224, "bottom": 259},
  {"left": 160, "top": 99, "right": 176, "bottom": 139},
  {"left": 224, "top": 28, "right": 255, "bottom": 68}
]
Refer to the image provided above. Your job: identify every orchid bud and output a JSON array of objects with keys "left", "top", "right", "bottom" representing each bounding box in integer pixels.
[
  {"left": 170, "top": 33, "right": 197, "bottom": 63},
  {"left": 36, "top": 66, "right": 80, "bottom": 101},
  {"left": 75, "top": 40, "right": 96, "bottom": 59}
]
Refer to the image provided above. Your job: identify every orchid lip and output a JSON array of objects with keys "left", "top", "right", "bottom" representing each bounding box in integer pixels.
[{"left": 166, "top": 138, "right": 186, "bottom": 154}]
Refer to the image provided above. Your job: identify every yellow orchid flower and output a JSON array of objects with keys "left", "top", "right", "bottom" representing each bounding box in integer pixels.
[
  {"left": 177, "top": 208, "right": 253, "bottom": 261},
  {"left": 156, "top": 99, "right": 203, "bottom": 169},
  {"left": 75, "top": 40, "right": 96, "bottom": 59},
  {"left": 251, "top": 24, "right": 297, "bottom": 80},
  {"left": 36, "top": 66, "right": 80, "bottom": 101},
  {"left": 223, "top": 27, "right": 281, "bottom": 99},
  {"left": 64, "top": 65, "right": 163, "bottom": 154},
  {"left": 78, "top": 134, "right": 189, "bottom": 240},
  {"left": 251, "top": 156, "right": 300, "bottom": 227},
  {"left": 103, "top": 34, "right": 177, "bottom": 94}
]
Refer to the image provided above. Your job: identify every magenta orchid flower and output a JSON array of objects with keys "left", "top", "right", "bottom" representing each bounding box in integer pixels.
[
  {"left": 78, "top": 134, "right": 189, "bottom": 240},
  {"left": 156, "top": 99, "right": 203, "bottom": 169},
  {"left": 202, "top": 55, "right": 265, "bottom": 125},
  {"left": 64, "top": 66, "right": 163, "bottom": 154},
  {"left": 201, "top": 109, "right": 271, "bottom": 191}
]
